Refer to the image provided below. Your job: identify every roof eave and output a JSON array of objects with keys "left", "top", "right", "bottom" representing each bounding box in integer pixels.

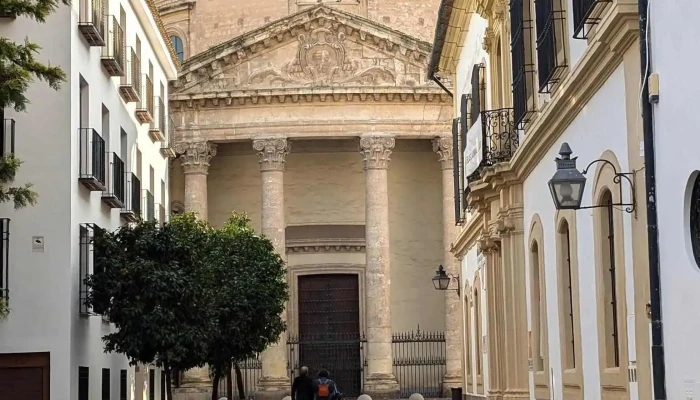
[{"left": 427, "top": 0, "right": 456, "bottom": 80}]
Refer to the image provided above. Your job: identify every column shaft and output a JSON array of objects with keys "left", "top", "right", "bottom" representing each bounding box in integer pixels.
[{"left": 482, "top": 239, "right": 504, "bottom": 400}]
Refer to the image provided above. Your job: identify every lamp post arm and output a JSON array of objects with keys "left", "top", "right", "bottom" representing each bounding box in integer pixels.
[
  {"left": 580, "top": 159, "right": 636, "bottom": 214},
  {"left": 447, "top": 273, "right": 461, "bottom": 297}
]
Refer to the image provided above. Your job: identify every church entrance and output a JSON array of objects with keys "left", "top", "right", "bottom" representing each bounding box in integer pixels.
[{"left": 290, "top": 274, "right": 363, "bottom": 397}]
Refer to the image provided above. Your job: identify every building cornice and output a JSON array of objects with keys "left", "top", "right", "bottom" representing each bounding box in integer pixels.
[
  {"left": 129, "top": 0, "right": 180, "bottom": 79},
  {"left": 158, "top": 0, "right": 195, "bottom": 14},
  {"left": 428, "top": 0, "right": 477, "bottom": 78}
]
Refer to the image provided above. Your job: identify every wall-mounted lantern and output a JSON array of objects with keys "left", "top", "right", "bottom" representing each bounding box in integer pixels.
[{"left": 432, "top": 265, "right": 460, "bottom": 296}]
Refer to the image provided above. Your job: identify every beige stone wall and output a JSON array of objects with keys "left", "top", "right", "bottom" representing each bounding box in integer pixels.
[{"left": 367, "top": 0, "right": 441, "bottom": 42}]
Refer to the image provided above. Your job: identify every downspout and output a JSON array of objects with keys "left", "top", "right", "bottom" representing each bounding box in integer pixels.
[
  {"left": 638, "top": 0, "right": 666, "bottom": 398},
  {"left": 431, "top": 73, "right": 453, "bottom": 97}
]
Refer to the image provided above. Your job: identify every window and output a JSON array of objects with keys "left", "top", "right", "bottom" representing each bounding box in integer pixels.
[
  {"left": 452, "top": 117, "right": 464, "bottom": 224},
  {"left": 0, "top": 219, "right": 9, "bottom": 301},
  {"left": 572, "top": 0, "right": 611, "bottom": 39},
  {"left": 600, "top": 190, "right": 620, "bottom": 368},
  {"left": 161, "top": 370, "right": 167, "bottom": 400},
  {"left": 149, "top": 369, "right": 156, "bottom": 400},
  {"left": 509, "top": 0, "right": 537, "bottom": 126},
  {"left": 102, "top": 105, "right": 110, "bottom": 152},
  {"left": 530, "top": 240, "right": 546, "bottom": 372},
  {"left": 120, "top": 129, "right": 127, "bottom": 162},
  {"left": 558, "top": 220, "right": 576, "bottom": 369},
  {"left": 464, "top": 284, "right": 472, "bottom": 383},
  {"left": 690, "top": 174, "right": 700, "bottom": 268},
  {"left": 535, "top": 0, "right": 568, "bottom": 93},
  {"left": 474, "top": 279, "right": 482, "bottom": 376},
  {"left": 102, "top": 368, "right": 111, "bottom": 400},
  {"left": 170, "top": 36, "right": 184, "bottom": 62},
  {"left": 79, "top": 224, "right": 98, "bottom": 315},
  {"left": 79, "top": 366, "right": 89, "bottom": 400},
  {"left": 120, "top": 370, "right": 128, "bottom": 400},
  {"left": 80, "top": 75, "right": 89, "bottom": 128}
]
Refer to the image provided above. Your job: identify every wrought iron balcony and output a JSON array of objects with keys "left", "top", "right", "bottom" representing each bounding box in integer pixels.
[
  {"left": 101, "top": 15, "right": 125, "bottom": 76},
  {"left": 79, "top": 223, "right": 99, "bottom": 316},
  {"left": 466, "top": 108, "right": 519, "bottom": 182},
  {"left": 121, "top": 173, "right": 141, "bottom": 222},
  {"left": 148, "top": 97, "right": 166, "bottom": 142},
  {"left": 0, "top": 219, "right": 10, "bottom": 303},
  {"left": 119, "top": 47, "right": 141, "bottom": 103},
  {"left": 1, "top": 119, "right": 15, "bottom": 157},
  {"left": 79, "top": 128, "right": 106, "bottom": 191},
  {"left": 135, "top": 75, "right": 154, "bottom": 124},
  {"left": 78, "top": 0, "right": 106, "bottom": 46},
  {"left": 160, "top": 116, "right": 176, "bottom": 158},
  {"left": 143, "top": 190, "right": 155, "bottom": 222},
  {"left": 572, "top": 0, "right": 611, "bottom": 39},
  {"left": 156, "top": 203, "right": 166, "bottom": 227},
  {"left": 102, "top": 153, "right": 125, "bottom": 208}
]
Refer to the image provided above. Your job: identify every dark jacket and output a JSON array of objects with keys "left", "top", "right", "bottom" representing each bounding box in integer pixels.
[
  {"left": 313, "top": 377, "right": 338, "bottom": 400},
  {"left": 292, "top": 375, "right": 315, "bottom": 400}
]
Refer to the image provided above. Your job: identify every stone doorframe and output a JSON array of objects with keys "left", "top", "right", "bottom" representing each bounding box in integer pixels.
[{"left": 286, "top": 263, "right": 367, "bottom": 336}]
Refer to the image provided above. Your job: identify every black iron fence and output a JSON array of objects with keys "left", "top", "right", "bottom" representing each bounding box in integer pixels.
[
  {"left": 216, "top": 357, "right": 262, "bottom": 400},
  {"left": 392, "top": 328, "right": 446, "bottom": 398}
]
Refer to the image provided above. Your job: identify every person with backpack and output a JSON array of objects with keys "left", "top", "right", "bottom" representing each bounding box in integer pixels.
[
  {"left": 313, "top": 369, "right": 341, "bottom": 400},
  {"left": 292, "top": 366, "right": 315, "bottom": 400}
]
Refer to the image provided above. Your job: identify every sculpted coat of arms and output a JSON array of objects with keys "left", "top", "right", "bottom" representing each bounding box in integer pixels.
[{"left": 248, "top": 28, "right": 396, "bottom": 87}]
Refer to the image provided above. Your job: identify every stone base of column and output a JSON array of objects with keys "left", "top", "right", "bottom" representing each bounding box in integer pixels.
[
  {"left": 256, "top": 376, "right": 291, "bottom": 400},
  {"left": 363, "top": 373, "right": 400, "bottom": 400},
  {"left": 502, "top": 389, "right": 529, "bottom": 400},
  {"left": 441, "top": 374, "right": 465, "bottom": 398},
  {"left": 487, "top": 389, "right": 504, "bottom": 400},
  {"left": 172, "top": 386, "right": 212, "bottom": 400}
]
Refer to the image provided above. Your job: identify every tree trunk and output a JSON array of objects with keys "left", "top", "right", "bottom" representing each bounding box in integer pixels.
[
  {"left": 226, "top": 366, "right": 233, "bottom": 399},
  {"left": 235, "top": 363, "right": 245, "bottom": 400},
  {"left": 164, "top": 363, "right": 173, "bottom": 400},
  {"left": 211, "top": 371, "right": 221, "bottom": 400}
]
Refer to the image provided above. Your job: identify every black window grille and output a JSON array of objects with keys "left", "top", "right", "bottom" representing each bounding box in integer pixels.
[
  {"left": 510, "top": 0, "right": 536, "bottom": 127},
  {"left": 0, "top": 219, "right": 9, "bottom": 301},
  {"left": 121, "top": 173, "right": 142, "bottom": 222},
  {"left": 79, "top": 128, "right": 107, "bottom": 191},
  {"left": 562, "top": 223, "right": 577, "bottom": 369},
  {"left": 1, "top": 118, "right": 15, "bottom": 156},
  {"left": 102, "top": 368, "right": 111, "bottom": 400},
  {"left": 79, "top": 366, "right": 90, "bottom": 400},
  {"left": 470, "top": 65, "right": 484, "bottom": 126},
  {"left": 144, "top": 190, "right": 155, "bottom": 222},
  {"left": 603, "top": 193, "right": 620, "bottom": 367},
  {"left": 103, "top": 153, "right": 126, "bottom": 208},
  {"left": 572, "top": 0, "right": 612, "bottom": 39},
  {"left": 120, "top": 370, "right": 128, "bottom": 400},
  {"left": 451, "top": 118, "right": 464, "bottom": 225},
  {"left": 149, "top": 369, "right": 155, "bottom": 400},
  {"left": 79, "top": 223, "right": 99, "bottom": 315},
  {"left": 690, "top": 175, "right": 700, "bottom": 268},
  {"left": 161, "top": 371, "right": 166, "bottom": 400},
  {"left": 535, "top": 0, "right": 568, "bottom": 93},
  {"left": 479, "top": 108, "right": 519, "bottom": 166}
]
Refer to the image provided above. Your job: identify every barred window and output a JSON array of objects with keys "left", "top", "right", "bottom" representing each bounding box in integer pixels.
[
  {"left": 572, "top": 0, "right": 612, "bottom": 39},
  {"left": 535, "top": 0, "right": 568, "bottom": 93},
  {"left": 510, "top": 0, "right": 537, "bottom": 126}
]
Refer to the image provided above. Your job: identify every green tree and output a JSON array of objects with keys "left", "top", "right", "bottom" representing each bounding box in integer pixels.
[
  {"left": 86, "top": 213, "right": 214, "bottom": 399},
  {"left": 0, "top": 0, "right": 70, "bottom": 209},
  {"left": 206, "top": 213, "right": 289, "bottom": 400}
]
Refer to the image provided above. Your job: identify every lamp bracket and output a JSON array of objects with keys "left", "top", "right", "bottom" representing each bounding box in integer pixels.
[
  {"left": 447, "top": 273, "right": 460, "bottom": 297},
  {"left": 580, "top": 159, "right": 636, "bottom": 214}
]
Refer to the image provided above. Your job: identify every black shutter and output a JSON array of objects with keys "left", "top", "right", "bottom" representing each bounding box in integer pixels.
[
  {"left": 102, "top": 368, "right": 111, "bottom": 400},
  {"left": 149, "top": 369, "right": 155, "bottom": 400},
  {"left": 471, "top": 64, "right": 481, "bottom": 125},
  {"left": 452, "top": 118, "right": 462, "bottom": 224},
  {"left": 79, "top": 367, "right": 89, "bottom": 400},
  {"left": 120, "top": 370, "right": 127, "bottom": 400},
  {"left": 460, "top": 94, "right": 469, "bottom": 144},
  {"left": 161, "top": 371, "right": 166, "bottom": 400}
]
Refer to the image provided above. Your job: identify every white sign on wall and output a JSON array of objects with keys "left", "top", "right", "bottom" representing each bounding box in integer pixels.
[{"left": 463, "top": 114, "right": 483, "bottom": 183}]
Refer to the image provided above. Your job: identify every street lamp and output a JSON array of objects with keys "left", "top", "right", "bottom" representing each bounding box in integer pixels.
[
  {"left": 548, "top": 142, "right": 636, "bottom": 213},
  {"left": 432, "top": 265, "right": 460, "bottom": 296}
]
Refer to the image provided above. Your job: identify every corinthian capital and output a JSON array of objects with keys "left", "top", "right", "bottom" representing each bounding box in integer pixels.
[
  {"left": 175, "top": 141, "right": 217, "bottom": 174},
  {"left": 253, "top": 138, "right": 290, "bottom": 172},
  {"left": 359, "top": 135, "right": 395, "bottom": 170},
  {"left": 432, "top": 136, "right": 453, "bottom": 170}
]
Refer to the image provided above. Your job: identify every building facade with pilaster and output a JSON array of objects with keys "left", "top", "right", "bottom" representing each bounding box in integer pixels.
[
  {"left": 429, "top": 1, "right": 653, "bottom": 400},
  {"left": 0, "top": 0, "right": 177, "bottom": 397}
]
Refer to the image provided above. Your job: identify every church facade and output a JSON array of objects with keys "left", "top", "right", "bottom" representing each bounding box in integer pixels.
[{"left": 156, "top": 1, "right": 462, "bottom": 399}]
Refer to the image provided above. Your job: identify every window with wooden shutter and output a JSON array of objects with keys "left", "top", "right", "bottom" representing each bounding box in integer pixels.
[
  {"left": 102, "top": 368, "right": 111, "bottom": 400},
  {"left": 452, "top": 118, "right": 464, "bottom": 225},
  {"left": 120, "top": 370, "right": 127, "bottom": 400},
  {"left": 149, "top": 369, "right": 155, "bottom": 400},
  {"left": 161, "top": 371, "right": 166, "bottom": 400},
  {"left": 470, "top": 65, "right": 481, "bottom": 125},
  {"left": 79, "top": 367, "right": 89, "bottom": 400}
]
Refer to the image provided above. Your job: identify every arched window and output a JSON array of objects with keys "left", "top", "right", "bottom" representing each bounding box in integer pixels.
[
  {"left": 600, "top": 189, "right": 621, "bottom": 368},
  {"left": 558, "top": 219, "right": 576, "bottom": 370},
  {"left": 473, "top": 279, "right": 482, "bottom": 377},
  {"left": 170, "top": 36, "right": 184, "bottom": 62},
  {"left": 530, "top": 240, "right": 546, "bottom": 372}
]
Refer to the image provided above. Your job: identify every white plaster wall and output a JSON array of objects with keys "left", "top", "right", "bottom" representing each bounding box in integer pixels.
[
  {"left": 455, "top": 14, "right": 489, "bottom": 102},
  {"left": 650, "top": 0, "right": 700, "bottom": 397},
  {"left": 0, "top": 0, "right": 172, "bottom": 397},
  {"left": 522, "top": 64, "right": 634, "bottom": 400},
  {"left": 460, "top": 245, "right": 487, "bottom": 395}
]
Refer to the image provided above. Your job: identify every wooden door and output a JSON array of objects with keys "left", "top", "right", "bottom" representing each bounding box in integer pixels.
[{"left": 0, "top": 352, "right": 50, "bottom": 400}]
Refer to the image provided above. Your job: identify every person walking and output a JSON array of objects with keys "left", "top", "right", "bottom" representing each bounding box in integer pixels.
[
  {"left": 292, "top": 366, "right": 315, "bottom": 400},
  {"left": 313, "top": 369, "right": 340, "bottom": 400}
]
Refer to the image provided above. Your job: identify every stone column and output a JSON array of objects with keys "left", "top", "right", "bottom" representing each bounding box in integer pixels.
[
  {"left": 480, "top": 236, "right": 505, "bottom": 400},
  {"left": 360, "top": 135, "right": 400, "bottom": 399},
  {"left": 175, "top": 141, "right": 217, "bottom": 220},
  {"left": 253, "top": 137, "right": 291, "bottom": 400},
  {"left": 432, "top": 137, "right": 464, "bottom": 395}
]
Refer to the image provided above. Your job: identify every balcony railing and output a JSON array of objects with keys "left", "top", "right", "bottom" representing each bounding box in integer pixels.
[
  {"left": 2, "top": 119, "right": 15, "bottom": 156},
  {"left": 572, "top": 0, "right": 611, "bottom": 39},
  {"left": 144, "top": 190, "right": 155, "bottom": 222},
  {"left": 535, "top": 0, "right": 568, "bottom": 93},
  {"left": 149, "top": 97, "right": 166, "bottom": 142},
  {"left": 79, "top": 128, "right": 107, "bottom": 191},
  {"left": 156, "top": 203, "right": 166, "bottom": 227},
  {"left": 0, "top": 219, "right": 10, "bottom": 302},
  {"left": 121, "top": 173, "right": 142, "bottom": 222},
  {"left": 135, "top": 75, "right": 154, "bottom": 124},
  {"left": 160, "top": 116, "right": 176, "bottom": 158},
  {"left": 119, "top": 47, "right": 141, "bottom": 103},
  {"left": 78, "top": 0, "right": 106, "bottom": 46},
  {"left": 102, "top": 153, "right": 126, "bottom": 208},
  {"left": 101, "top": 15, "right": 125, "bottom": 76},
  {"left": 79, "top": 223, "right": 98, "bottom": 316},
  {"left": 466, "top": 108, "right": 519, "bottom": 182}
]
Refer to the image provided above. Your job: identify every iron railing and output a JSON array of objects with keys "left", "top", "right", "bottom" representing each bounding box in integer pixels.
[
  {"left": 136, "top": 75, "right": 154, "bottom": 123},
  {"left": 144, "top": 190, "right": 155, "bottom": 222},
  {"left": 156, "top": 203, "right": 166, "bottom": 226},
  {"left": 217, "top": 357, "right": 262, "bottom": 400},
  {"left": 121, "top": 173, "right": 141, "bottom": 222},
  {"left": 510, "top": 0, "right": 536, "bottom": 127},
  {"left": 79, "top": 223, "right": 97, "bottom": 316},
  {"left": 535, "top": 0, "right": 568, "bottom": 93},
  {"left": 0, "top": 219, "right": 10, "bottom": 302},
  {"left": 149, "top": 97, "right": 166, "bottom": 141},
  {"left": 102, "top": 153, "right": 126, "bottom": 208},
  {"left": 78, "top": 0, "right": 106, "bottom": 46},
  {"left": 572, "top": 0, "right": 612, "bottom": 39},
  {"left": 79, "top": 128, "right": 107, "bottom": 191},
  {"left": 392, "top": 328, "right": 446, "bottom": 398},
  {"left": 160, "top": 117, "right": 176, "bottom": 158},
  {"left": 101, "top": 15, "right": 125, "bottom": 76},
  {"left": 120, "top": 47, "right": 141, "bottom": 102},
  {"left": 2, "top": 119, "right": 15, "bottom": 156},
  {"left": 467, "top": 108, "right": 519, "bottom": 182}
]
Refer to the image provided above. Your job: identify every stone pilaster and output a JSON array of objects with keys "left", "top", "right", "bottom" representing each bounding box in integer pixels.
[
  {"left": 175, "top": 141, "right": 217, "bottom": 220},
  {"left": 433, "top": 137, "right": 464, "bottom": 395},
  {"left": 360, "top": 135, "right": 400, "bottom": 399},
  {"left": 253, "top": 137, "right": 291, "bottom": 400},
  {"left": 479, "top": 236, "right": 505, "bottom": 400}
]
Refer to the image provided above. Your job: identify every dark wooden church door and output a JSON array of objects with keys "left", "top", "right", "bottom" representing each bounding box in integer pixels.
[{"left": 297, "top": 274, "right": 362, "bottom": 396}]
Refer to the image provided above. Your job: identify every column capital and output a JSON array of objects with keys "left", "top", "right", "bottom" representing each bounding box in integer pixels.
[
  {"left": 175, "top": 141, "right": 217, "bottom": 175},
  {"left": 360, "top": 135, "right": 395, "bottom": 170},
  {"left": 432, "top": 136, "right": 453, "bottom": 170},
  {"left": 253, "top": 137, "right": 290, "bottom": 172}
]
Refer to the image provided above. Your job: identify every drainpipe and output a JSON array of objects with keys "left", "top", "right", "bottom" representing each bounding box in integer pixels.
[
  {"left": 430, "top": 73, "right": 453, "bottom": 98},
  {"left": 638, "top": 0, "right": 666, "bottom": 399}
]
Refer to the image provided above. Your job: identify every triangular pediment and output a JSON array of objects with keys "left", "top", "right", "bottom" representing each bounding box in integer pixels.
[{"left": 173, "top": 5, "right": 436, "bottom": 95}]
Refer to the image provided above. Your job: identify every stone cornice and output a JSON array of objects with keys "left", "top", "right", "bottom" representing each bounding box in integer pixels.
[
  {"left": 360, "top": 135, "right": 395, "bottom": 170},
  {"left": 432, "top": 136, "right": 453, "bottom": 170},
  {"left": 286, "top": 238, "right": 365, "bottom": 254},
  {"left": 157, "top": 0, "right": 195, "bottom": 14},
  {"left": 253, "top": 138, "right": 290, "bottom": 172},
  {"left": 175, "top": 141, "right": 217, "bottom": 174}
]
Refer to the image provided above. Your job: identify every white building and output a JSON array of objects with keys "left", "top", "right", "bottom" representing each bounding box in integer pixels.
[
  {"left": 430, "top": 1, "right": 654, "bottom": 400},
  {"left": 0, "top": 0, "right": 177, "bottom": 397}
]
